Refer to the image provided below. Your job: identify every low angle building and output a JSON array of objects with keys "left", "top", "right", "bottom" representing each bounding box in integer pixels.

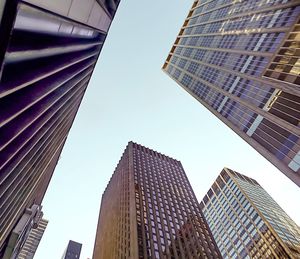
[
  {"left": 0, "top": 0, "right": 120, "bottom": 255},
  {"left": 200, "top": 168, "right": 300, "bottom": 258},
  {"left": 61, "top": 240, "right": 82, "bottom": 259},
  {"left": 93, "top": 142, "right": 221, "bottom": 258},
  {"left": 17, "top": 218, "right": 48, "bottom": 259},
  {"left": 163, "top": 0, "right": 300, "bottom": 186}
]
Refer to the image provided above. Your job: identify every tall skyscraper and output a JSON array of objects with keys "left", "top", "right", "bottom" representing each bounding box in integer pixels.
[
  {"left": 17, "top": 218, "right": 48, "bottom": 259},
  {"left": 93, "top": 142, "right": 221, "bottom": 259},
  {"left": 0, "top": 0, "right": 120, "bottom": 255},
  {"left": 2, "top": 205, "right": 45, "bottom": 259},
  {"left": 200, "top": 168, "right": 300, "bottom": 258},
  {"left": 61, "top": 240, "right": 82, "bottom": 259},
  {"left": 163, "top": 0, "right": 300, "bottom": 187}
]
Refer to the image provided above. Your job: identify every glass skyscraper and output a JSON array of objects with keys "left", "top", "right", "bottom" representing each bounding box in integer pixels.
[
  {"left": 93, "top": 142, "right": 221, "bottom": 259},
  {"left": 163, "top": 0, "right": 300, "bottom": 187},
  {"left": 200, "top": 168, "right": 300, "bottom": 258},
  {"left": 0, "top": 0, "right": 120, "bottom": 255}
]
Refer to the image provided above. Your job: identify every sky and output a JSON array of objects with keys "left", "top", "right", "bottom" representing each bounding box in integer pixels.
[{"left": 34, "top": 1, "right": 300, "bottom": 258}]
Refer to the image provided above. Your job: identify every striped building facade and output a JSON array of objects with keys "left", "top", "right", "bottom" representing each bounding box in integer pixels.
[
  {"left": 17, "top": 218, "right": 48, "bottom": 259},
  {"left": 200, "top": 168, "right": 300, "bottom": 258},
  {"left": 0, "top": 0, "right": 120, "bottom": 255},
  {"left": 163, "top": 0, "right": 300, "bottom": 187}
]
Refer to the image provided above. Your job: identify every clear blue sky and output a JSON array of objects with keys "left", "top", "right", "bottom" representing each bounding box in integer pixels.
[{"left": 34, "top": 1, "right": 300, "bottom": 258}]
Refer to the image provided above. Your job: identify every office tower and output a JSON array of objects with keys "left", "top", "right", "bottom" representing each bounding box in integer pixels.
[
  {"left": 61, "top": 240, "right": 82, "bottom": 259},
  {"left": 17, "top": 218, "right": 48, "bottom": 259},
  {"left": 0, "top": 0, "right": 120, "bottom": 255},
  {"left": 93, "top": 142, "right": 221, "bottom": 259},
  {"left": 200, "top": 168, "right": 300, "bottom": 258},
  {"left": 2, "top": 205, "right": 45, "bottom": 259},
  {"left": 163, "top": 0, "right": 300, "bottom": 187}
]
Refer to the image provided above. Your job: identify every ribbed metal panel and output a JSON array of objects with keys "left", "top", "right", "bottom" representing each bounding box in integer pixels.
[{"left": 0, "top": 0, "right": 120, "bottom": 254}]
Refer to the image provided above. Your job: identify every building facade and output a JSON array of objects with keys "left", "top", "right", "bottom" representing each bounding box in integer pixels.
[
  {"left": 93, "top": 142, "right": 221, "bottom": 259},
  {"left": 17, "top": 218, "right": 48, "bottom": 259},
  {"left": 0, "top": 0, "right": 120, "bottom": 255},
  {"left": 200, "top": 168, "right": 300, "bottom": 258},
  {"left": 2, "top": 205, "right": 45, "bottom": 259},
  {"left": 61, "top": 240, "right": 82, "bottom": 259},
  {"left": 163, "top": 0, "right": 300, "bottom": 187}
]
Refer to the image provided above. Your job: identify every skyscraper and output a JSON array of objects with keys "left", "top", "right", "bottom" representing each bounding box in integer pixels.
[
  {"left": 61, "top": 240, "right": 82, "bottom": 259},
  {"left": 93, "top": 142, "right": 221, "bottom": 259},
  {"left": 0, "top": 0, "right": 120, "bottom": 255},
  {"left": 17, "top": 218, "right": 48, "bottom": 259},
  {"left": 163, "top": 0, "right": 300, "bottom": 187},
  {"left": 2, "top": 205, "right": 45, "bottom": 259},
  {"left": 200, "top": 168, "right": 300, "bottom": 258}
]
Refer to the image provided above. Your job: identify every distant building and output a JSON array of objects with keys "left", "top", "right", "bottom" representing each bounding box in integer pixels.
[
  {"left": 2, "top": 205, "right": 45, "bottom": 259},
  {"left": 17, "top": 218, "right": 48, "bottom": 259},
  {"left": 163, "top": 0, "right": 300, "bottom": 186},
  {"left": 200, "top": 168, "right": 300, "bottom": 258},
  {"left": 0, "top": 0, "right": 120, "bottom": 255},
  {"left": 93, "top": 142, "right": 221, "bottom": 258},
  {"left": 62, "top": 240, "right": 82, "bottom": 259}
]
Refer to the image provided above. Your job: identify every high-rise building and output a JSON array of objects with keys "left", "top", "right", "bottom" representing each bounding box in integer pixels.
[
  {"left": 2, "top": 205, "right": 45, "bottom": 259},
  {"left": 200, "top": 168, "right": 300, "bottom": 258},
  {"left": 61, "top": 240, "right": 82, "bottom": 259},
  {"left": 163, "top": 0, "right": 300, "bottom": 187},
  {"left": 17, "top": 218, "right": 48, "bottom": 259},
  {"left": 93, "top": 142, "right": 221, "bottom": 259},
  {"left": 0, "top": 0, "right": 120, "bottom": 255}
]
